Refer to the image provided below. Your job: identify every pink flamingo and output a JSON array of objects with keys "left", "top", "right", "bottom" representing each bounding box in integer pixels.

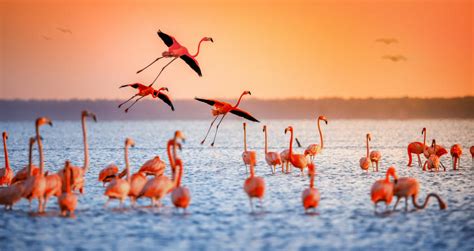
[
  {"left": 57, "top": 160, "right": 77, "bottom": 216},
  {"left": 450, "top": 144, "right": 462, "bottom": 170},
  {"left": 263, "top": 125, "right": 281, "bottom": 174},
  {"left": 243, "top": 155, "right": 265, "bottom": 212},
  {"left": 359, "top": 134, "right": 371, "bottom": 171},
  {"left": 138, "top": 156, "right": 166, "bottom": 177},
  {"left": 370, "top": 166, "right": 398, "bottom": 212},
  {"left": 166, "top": 130, "right": 186, "bottom": 180},
  {"left": 0, "top": 132, "right": 13, "bottom": 186},
  {"left": 285, "top": 126, "right": 308, "bottom": 176},
  {"left": 302, "top": 163, "right": 320, "bottom": 212},
  {"left": 242, "top": 123, "right": 257, "bottom": 173},
  {"left": 118, "top": 84, "right": 173, "bottom": 113},
  {"left": 407, "top": 127, "right": 427, "bottom": 167},
  {"left": 423, "top": 140, "right": 444, "bottom": 171},
  {"left": 136, "top": 30, "right": 213, "bottom": 86},
  {"left": 369, "top": 134, "right": 382, "bottom": 172},
  {"left": 171, "top": 158, "right": 191, "bottom": 211},
  {"left": 98, "top": 164, "right": 119, "bottom": 186},
  {"left": 195, "top": 91, "right": 260, "bottom": 146},
  {"left": 304, "top": 116, "right": 328, "bottom": 161},
  {"left": 280, "top": 149, "right": 290, "bottom": 173},
  {"left": 393, "top": 177, "right": 447, "bottom": 211}
]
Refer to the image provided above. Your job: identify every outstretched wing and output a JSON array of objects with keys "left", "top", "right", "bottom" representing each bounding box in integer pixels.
[
  {"left": 230, "top": 108, "right": 260, "bottom": 122},
  {"left": 120, "top": 83, "right": 144, "bottom": 89},
  {"left": 180, "top": 55, "right": 202, "bottom": 76},
  {"left": 157, "top": 30, "right": 174, "bottom": 47},
  {"left": 195, "top": 97, "right": 217, "bottom": 106},
  {"left": 157, "top": 92, "right": 175, "bottom": 111}
]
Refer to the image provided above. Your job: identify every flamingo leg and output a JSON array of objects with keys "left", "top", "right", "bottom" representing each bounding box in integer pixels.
[
  {"left": 149, "top": 57, "right": 178, "bottom": 87},
  {"left": 137, "top": 56, "right": 164, "bottom": 74},
  {"left": 405, "top": 197, "right": 408, "bottom": 211},
  {"left": 393, "top": 197, "right": 400, "bottom": 210},
  {"left": 440, "top": 161, "right": 446, "bottom": 171},
  {"left": 417, "top": 154, "right": 422, "bottom": 167},
  {"left": 104, "top": 198, "right": 111, "bottom": 208},
  {"left": 118, "top": 94, "right": 138, "bottom": 108},
  {"left": 124, "top": 96, "right": 146, "bottom": 113},
  {"left": 249, "top": 198, "right": 253, "bottom": 212},
  {"left": 210, "top": 114, "right": 227, "bottom": 146},
  {"left": 200, "top": 115, "right": 220, "bottom": 145},
  {"left": 376, "top": 161, "right": 379, "bottom": 172}
]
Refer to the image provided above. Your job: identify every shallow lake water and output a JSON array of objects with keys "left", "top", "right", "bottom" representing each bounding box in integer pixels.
[{"left": 0, "top": 119, "right": 473, "bottom": 250}]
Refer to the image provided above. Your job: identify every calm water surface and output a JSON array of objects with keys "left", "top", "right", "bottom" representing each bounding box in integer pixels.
[{"left": 0, "top": 119, "right": 473, "bottom": 251}]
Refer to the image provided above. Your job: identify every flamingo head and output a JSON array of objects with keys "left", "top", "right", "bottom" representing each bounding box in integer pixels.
[
  {"left": 284, "top": 126, "right": 293, "bottom": 134},
  {"left": 422, "top": 127, "right": 426, "bottom": 134},
  {"left": 125, "top": 138, "right": 135, "bottom": 148},
  {"left": 243, "top": 122, "right": 247, "bottom": 129},
  {"left": 367, "top": 133, "right": 371, "bottom": 141},
  {"left": 36, "top": 117, "right": 53, "bottom": 127},
  {"left": 304, "top": 149, "right": 310, "bottom": 156},
  {"left": 318, "top": 115, "right": 328, "bottom": 124},
  {"left": 242, "top": 91, "right": 251, "bottom": 96},
  {"left": 262, "top": 125, "right": 267, "bottom": 132},
  {"left": 203, "top": 37, "right": 213, "bottom": 43},
  {"left": 82, "top": 110, "right": 97, "bottom": 122},
  {"left": 174, "top": 130, "right": 186, "bottom": 143},
  {"left": 431, "top": 139, "right": 436, "bottom": 147},
  {"left": 387, "top": 166, "right": 398, "bottom": 183},
  {"left": 2, "top": 131, "right": 7, "bottom": 140}
]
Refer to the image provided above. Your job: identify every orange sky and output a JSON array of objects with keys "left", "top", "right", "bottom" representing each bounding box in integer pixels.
[{"left": 0, "top": 0, "right": 472, "bottom": 100}]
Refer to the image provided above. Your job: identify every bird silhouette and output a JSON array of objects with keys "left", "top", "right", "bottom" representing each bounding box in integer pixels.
[
  {"left": 382, "top": 55, "right": 407, "bottom": 62},
  {"left": 375, "top": 38, "right": 398, "bottom": 45},
  {"left": 57, "top": 27, "right": 72, "bottom": 34}
]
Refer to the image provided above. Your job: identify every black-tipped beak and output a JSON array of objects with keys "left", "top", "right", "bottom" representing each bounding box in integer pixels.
[
  {"left": 48, "top": 121, "right": 53, "bottom": 127},
  {"left": 284, "top": 128, "right": 288, "bottom": 134},
  {"left": 248, "top": 91, "right": 252, "bottom": 95},
  {"left": 325, "top": 120, "right": 328, "bottom": 125},
  {"left": 210, "top": 38, "right": 214, "bottom": 42},
  {"left": 165, "top": 87, "right": 169, "bottom": 92},
  {"left": 92, "top": 114, "right": 98, "bottom": 122},
  {"left": 119, "top": 84, "right": 128, "bottom": 88}
]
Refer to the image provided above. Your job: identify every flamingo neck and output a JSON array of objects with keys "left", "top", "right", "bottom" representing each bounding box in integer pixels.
[
  {"left": 65, "top": 166, "right": 71, "bottom": 194},
  {"left": 175, "top": 161, "right": 183, "bottom": 187},
  {"left": 366, "top": 136, "right": 370, "bottom": 158},
  {"left": 423, "top": 130, "right": 426, "bottom": 146},
  {"left": 192, "top": 38, "right": 206, "bottom": 58},
  {"left": 318, "top": 119, "right": 323, "bottom": 149},
  {"left": 244, "top": 125, "right": 247, "bottom": 152},
  {"left": 2, "top": 135, "right": 9, "bottom": 170},
  {"left": 249, "top": 163, "right": 255, "bottom": 177},
  {"left": 36, "top": 126, "right": 44, "bottom": 174},
  {"left": 310, "top": 174, "right": 314, "bottom": 188},
  {"left": 289, "top": 130, "right": 294, "bottom": 157},
  {"left": 124, "top": 143, "right": 131, "bottom": 183},
  {"left": 234, "top": 93, "right": 246, "bottom": 108},
  {"left": 167, "top": 141, "right": 176, "bottom": 170},
  {"left": 264, "top": 128, "right": 268, "bottom": 154},
  {"left": 28, "top": 141, "right": 34, "bottom": 177},
  {"left": 82, "top": 115, "right": 90, "bottom": 172}
]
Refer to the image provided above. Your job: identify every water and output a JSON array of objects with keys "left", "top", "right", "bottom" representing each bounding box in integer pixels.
[{"left": 0, "top": 119, "right": 473, "bottom": 251}]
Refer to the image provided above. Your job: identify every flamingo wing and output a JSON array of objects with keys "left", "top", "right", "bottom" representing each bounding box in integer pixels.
[
  {"left": 157, "top": 30, "right": 175, "bottom": 47},
  {"left": 195, "top": 97, "right": 221, "bottom": 107},
  {"left": 230, "top": 108, "right": 260, "bottom": 122},
  {"left": 120, "top": 83, "right": 145, "bottom": 89},
  {"left": 157, "top": 92, "right": 175, "bottom": 111},
  {"left": 180, "top": 55, "right": 202, "bottom": 76}
]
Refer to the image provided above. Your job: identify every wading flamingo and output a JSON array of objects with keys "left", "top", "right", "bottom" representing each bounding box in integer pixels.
[
  {"left": 407, "top": 127, "right": 427, "bottom": 167},
  {"left": 166, "top": 130, "right": 186, "bottom": 179},
  {"left": 104, "top": 138, "right": 134, "bottom": 208},
  {"left": 195, "top": 91, "right": 260, "bottom": 146},
  {"left": 359, "top": 134, "right": 371, "bottom": 171},
  {"left": 118, "top": 84, "right": 174, "bottom": 113},
  {"left": 423, "top": 140, "right": 443, "bottom": 172},
  {"left": 0, "top": 182, "right": 24, "bottom": 210},
  {"left": 450, "top": 144, "right": 462, "bottom": 170},
  {"left": 138, "top": 156, "right": 166, "bottom": 177},
  {"left": 123, "top": 166, "right": 147, "bottom": 207},
  {"left": 393, "top": 177, "right": 447, "bottom": 211},
  {"left": 136, "top": 30, "right": 213, "bottom": 86},
  {"left": 0, "top": 132, "right": 13, "bottom": 186},
  {"left": 304, "top": 116, "right": 328, "bottom": 161},
  {"left": 171, "top": 159, "right": 191, "bottom": 211},
  {"left": 280, "top": 149, "right": 290, "bottom": 173},
  {"left": 58, "top": 161, "right": 77, "bottom": 217},
  {"left": 98, "top": 164, "right": 119, "bottom": 186},
  {"left": 285, "top": 126, "right": 308, "bottom": 176},
  {"left": 369, "top": 134, "right": 382, "bottom": 172},
  {"left": 263, "top": 125, "right": 281, "bottom": 174},
  {"left": 242, "top": 123, "right": 257, "bottom": 173},
  {"left": 370, "top": 166, "right": 398, "bottom": 213},
  {"left": 243, "top": 156, "right": 265, "bottom": 212},
  {"left": 423, "top": 139, "right": 448, "bottom": 159},
  {"left": 302, "top": 163, "right": 320, "bottom": 213}
]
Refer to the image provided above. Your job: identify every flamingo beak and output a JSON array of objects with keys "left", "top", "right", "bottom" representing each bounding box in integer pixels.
[
  {"left": 209, "top": 37, "right": 214, "bottom": 42},
  {"left": 91, "top": 113, "right": 98, "bottom": 122},
  {"left": 284, "top": 128, "right": 288, "bottom": 134},
  {"left": 248, "top": 91, "right": 252, "bottom": 95},
  {"left": 48, "top": 121, "right": 53, "bottom": 127},
  {"left": 324, "top": 119, "right": 328, "bottom": 125}
]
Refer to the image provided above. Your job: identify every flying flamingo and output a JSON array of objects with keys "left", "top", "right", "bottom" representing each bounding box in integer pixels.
[
  {"left": 195, "top": 91, "right": 260, "bottom": 146},
  {"left": 450, "top": 144, "right": 462, "bottom": 170},
  {"left": 243, "top": 155, "right": 265, "bottom": 212},
  {"left": 242, "top": 123, "right": 257, "bottom": 173},
  {"left": 0, "top": 132, "right": 13, "bottom": 186},
  {"left": 423, "top": 140, "right": 444, "bottom": 171},
  {"left": 407, "top": 127, "right": 427, "bottom": 167},
  {"left": 369, "top": 134, "right": 382, "bottom": 172},
  {"left": 285, "top": 126, "right": 308, "bottom": 176},
  {"left": 360, "top": 134, "right": 371, "bottom": 171},
  {"left": 171, "top": 158, "right": 191, "bottom": 212},
  {"left": 393, "top": 177, "right": 447, "bottom": 211},
  {"left": 304, "top": 116, "right": 328, "bottom": 162},
  {"left": 370, "top": 166, "right": 398, "bottom": 213},
  {"left": 302, "top": 163, "right": 320, "bottom": 213},
  {"left": 104, "top": 138, "right": 134, "bottom": 208},
  {"left": 57, "top": 161, "right": 77, "bottom": 217},
  {"left": 136, "top": 30, "right": 213, "bottom": 86},
  {"left": 263, "top": 125, "right": 281, "bottom": 174},
  {"left": 118, "top": 83, "right": 174, "bottom": 113}
]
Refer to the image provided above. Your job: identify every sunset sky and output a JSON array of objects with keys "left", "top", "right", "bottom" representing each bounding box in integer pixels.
[{"left": 0, "top": 0, "right": 472, "bottom": 100}]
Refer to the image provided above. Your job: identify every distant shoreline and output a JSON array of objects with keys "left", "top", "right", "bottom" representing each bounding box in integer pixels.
[{"left": 1, "top": 97, "right": 473, "bottom": 121}]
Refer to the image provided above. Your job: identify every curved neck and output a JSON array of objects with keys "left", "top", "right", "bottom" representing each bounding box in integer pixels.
[
  {"left": 28, "top": 141, "right": 34, "bottom": 177},
  {"left": 366, "top": 136, "right": 370, "bottom": 158},
  {"left": 234, "top": 93, "right": 246, "bottom": 108},
  {"left": 385, "top": 171, "right": 394, "bottom": 182},
  {"left": 175, "top": 161, "right": 183, "bottom": 187},
  {"left": 318, "top": 119, "right": 323, "bottom": 149},
  {"left": 82, "top": 115, "right": 90, "bottom": 172},
  {"left": 289, "top": 130, "right": 294, "bottom": 156},
  {"left": 264, "top": 128, "right": 268, "bottom": 154},
  {"left": 2, "top": 135, "right": 9, "bottom": 170},
  {"left": 167, "top": 141, "right": 176, "bottom": 170},
  {"left": 124, "top": 143, "right": 131, "bottom": 183},
  {"left": 192, "top": 38, "right": 206, "bottom": 58},
  {"left": 36, "top": 125, "right": 44, "bottom": 174},
  {"left": 243, "top": 125, "right": 247, "bottom": 152}
]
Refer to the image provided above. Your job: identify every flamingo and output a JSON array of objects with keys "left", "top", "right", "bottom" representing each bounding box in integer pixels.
[
  {"left": 0, "top": 182, "right": 24, "bottom": 210},
  {"left": 407, "top": 127, "right": 427, "bottom": 167},
  {"left": 242, "top": 123, "right": 257, "bottom": 173},
  {"left": 369, "top": 134, "right": 382, "bottom": 172},
  {"left": 104, "top": 138, "right": 134, "bottom": 208},
  {"left": 122, "top": 166, "right": 147, "bottom": 207},
  {"left": 138, "top": 156, "right": 166, "bottom": 177},
  {"left": 280, "top": 149, "right": 290, "bottom": 173},
  {"left": 370, "top": 166, "right": 398, "bottom": 213},
  {"left": 423, "top": 140, "right": 445, "bottom": 171},
  {"left": 450, "top": 144, "right": 462, "bottom": 170},
  {"left": 136, "top": 30, "right": 213, "bottom": 86},
  {"left": 471, "top": 146, "right": 474, "bottom": 166},
  {"left": 243, "top": 154, "right": 265, "bottom": 212},
  {"left": 166, "top": 130, "right": 186, "bottom": 179},
  {"left": 57, "top": 161, "right": 77, "bottom": 217},
  {"left": 302, "top": 163, "right": 320, "bottom": 213},
  {"left": 263, "top": 125, "right": 281, "bottom": 174},
  {"left": 0, "top": 132, "right": 13, "bottom": 186},
  {"left": 423, "top": 139, "right": 448, "bottom": 159},
  {"left": 393, "top": 177, "right": 447, "bottom": 211},
  {"left": 195, "top": 91, "right": 260, "bottom": 146},
  {"left": 98, "top": 164, "right": 119, "bottom": 186},
  {"left": 359, "top": 134, "right": 371, "bottom": 171},
  {"left": 284, "top": 126, "right": 308, "bottom": 176},
  {"left": 304, "top": 116, "right": 328, "bottom": 162},
  {"left": 171, "top": 158, "right": 191, "bottom": 211},
  {"left": 118, "top": 84, "right": 174, "bottom": 113}
]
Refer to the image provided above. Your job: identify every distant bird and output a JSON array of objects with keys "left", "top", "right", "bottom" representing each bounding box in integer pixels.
[
  {"left": 407, "top": 127, "right": 427, "bottom": 167},
  {"left": 195, "top": 91, "right": 260, "bottom": 146},
  {"left": 57, "top": 27, "right": 72, "bottom": 34},
  {"left": 375, "top": 38, "right": 398, "bottom": 45},
  {"left": 304, "top": 116, "right": 328, "bottom": 162},
  {"left": 450, "top": 144, "right": 462, "bottom": 170},
  {"left": 382, "top": 55, "right": 407, "bottom": 62},
  {"left": 302, "top": 163, "right": 320, "bottom": 213},
  {"left": 0, "top": 132, "right": 13, "bottom": 186},
  {"left": 118, "top": 83, "right": 174, "bottom": 113},
  {"left": 242, "top": 123, "right": 257, "bottom": 173},
  {"left": 57, "top": 161, "right": 77, "bottom": 217},
  {"left": 370, "top": 166, "right": 398, "bottom": 213},
  {"left": 42, "top": 35, "right": 52, "bottom": 40},
  {"left": 243, "top": 154, "right": 265, "bottom": 212},
  {"left": 136, "top": 30, "right": 213, "bottom": 86},
  {"left": 359, "top": 133, "right": 371, "bottom": 171},
  {"left": 369, "top": 134, "right": 382, "bottom": 172},
  {"left": 284, "top": 126, "right": 308, "bottom": 176},
  {"left": 393, "top": 177, "right": 447, "bottom": 211},
  {"left": 263, "top": 125, "right": 281, "bottom": 174}
]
